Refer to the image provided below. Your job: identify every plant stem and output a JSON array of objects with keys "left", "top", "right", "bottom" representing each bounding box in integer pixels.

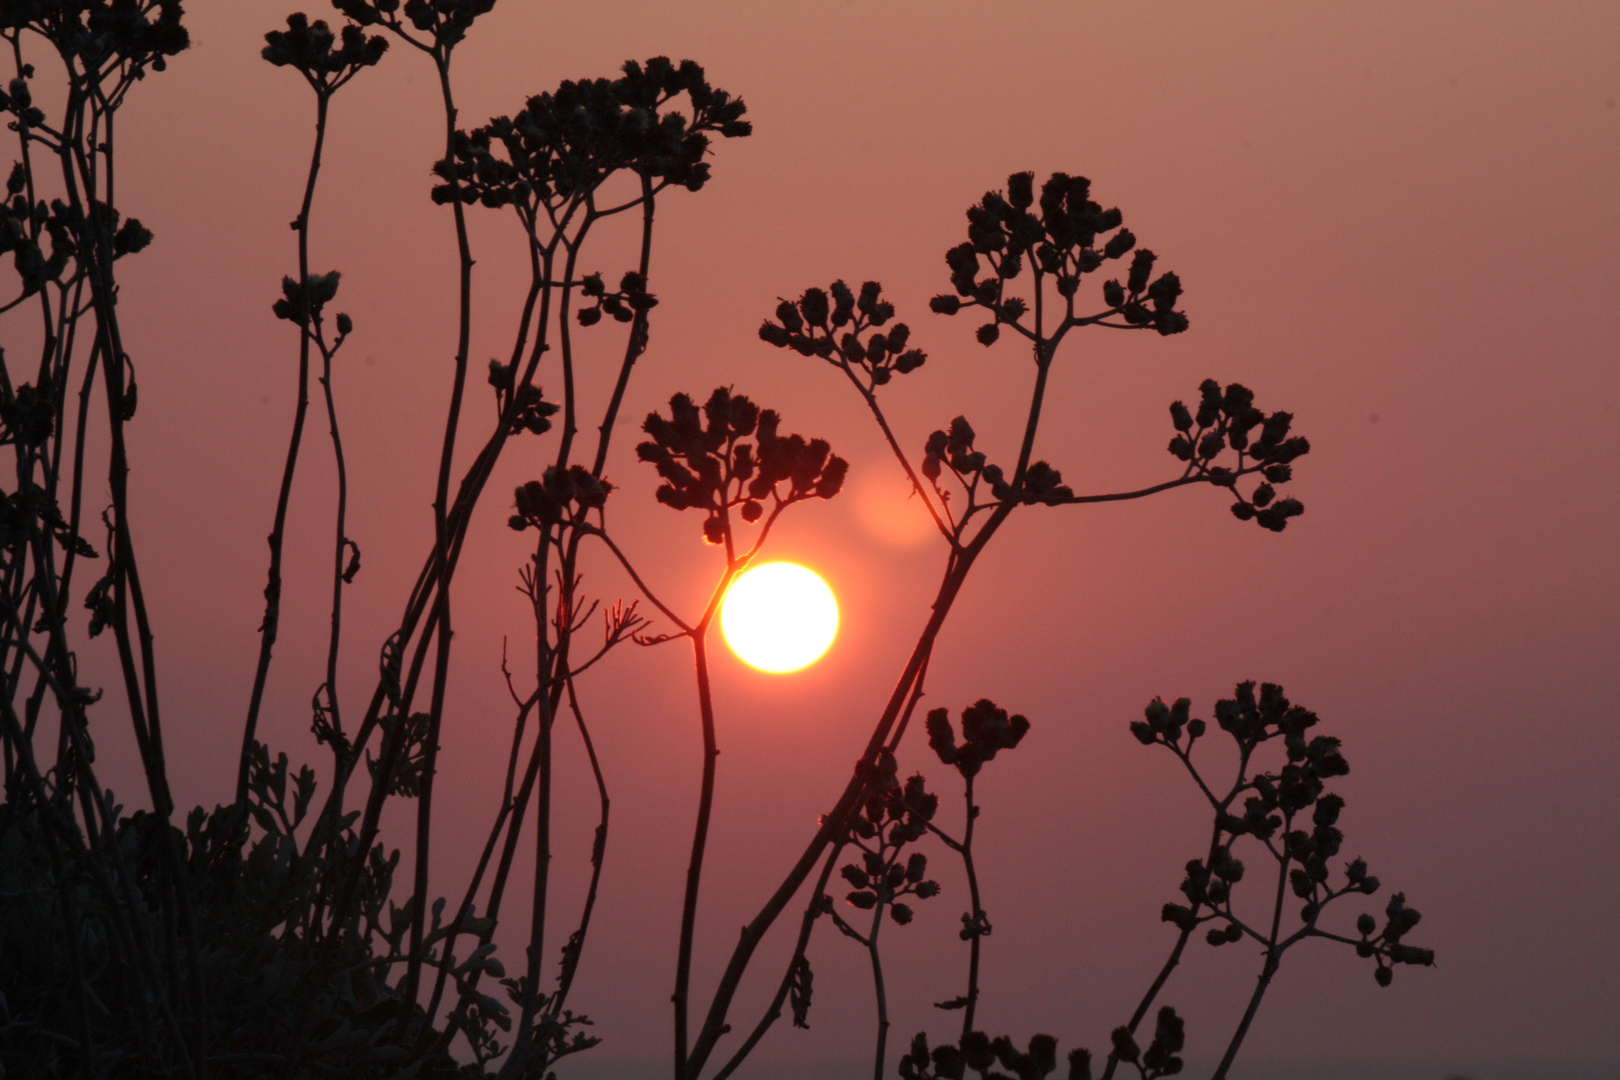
[
  {"left": 867, "top": 904, "right": 890, "bottom": 1080},
  {"left": 675, "top": 627, "right": 723, "bottom": 1080},
  {"left": 238, "top": 89, "right": 328, "bottom": 803},
  {"left": 959, "top": 776, "right": 984, "bottom": 1037}
]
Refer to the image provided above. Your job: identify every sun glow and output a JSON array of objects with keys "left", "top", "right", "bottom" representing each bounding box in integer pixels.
[{"left": 720, "top": 562, "right": 839, "bottom": 673}]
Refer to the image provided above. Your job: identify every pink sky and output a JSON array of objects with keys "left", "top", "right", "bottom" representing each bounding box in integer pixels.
[{"left": 20, "top": 1, "right": 1618, "bottom": 1076}]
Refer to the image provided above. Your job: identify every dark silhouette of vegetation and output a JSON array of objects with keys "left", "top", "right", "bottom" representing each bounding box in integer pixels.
[{"left": 0, "top": 3, "right": 1430, "bottom": 1078}]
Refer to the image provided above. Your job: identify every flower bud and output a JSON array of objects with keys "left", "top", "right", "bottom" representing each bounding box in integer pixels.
[
  {"left": 1127, "top": 249, "right": 1155, "bottom": 294},
  {"left": 798, "top": 287, "right": 829, "bottom": 327},
  {"left": 1007, "top": 171, "right": 1035, "bottom": 208},
  {"left": 775, "top": 299, "right": 802, "bottom": 333},
  {"left": 1161, "top": 903, "right": 1196, "bottom": 930},
  {"left": 840, "top": 332, "right": 866, "bottom": 363}
]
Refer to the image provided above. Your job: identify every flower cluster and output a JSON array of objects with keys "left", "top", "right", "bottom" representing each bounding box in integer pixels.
[
  {"left": 7, "top": 0, "right": 190, "bottom": 75},
  {"left": 1359, "top": 891, "right": 1433, "bottom": 987},
  {"left": 433, "top": 57, "right": 749, "bottom": 210},
  {"left": 507, "top": 464, "right": 610, "bottom": 533},
  {"left": 1109, "top": 1007, "right": 1186, "bottom": 1080},
  {"left": 927, "top": 171, "right": 1189, "bottom": 343},
  {"left": 0, "top": 69, "right": 45, "bottom": 127},
  {"left": 902, "top": 1030, "right": 1094, "bottom": 1080},
  {"left": 271, "top": 270, "right": 344, "bottom": 329},
  {"left": 576, "top": 269, "right": 657, "bottom": 326},
  {"left": 332, "top": 0, "right": 496, "bottom": 50},
  {"left": 1140, "top": 683, "right": 1434, "bottom": 987},
  {"left": 1166, "top": 379, "right": 1310, "bottom": 532},
  {"left": 921, "top": 416, "right": 1071, "bottom": 508},
  {"left": 636, "top": 387, "right": 846, "bottom": 545},
  {"left": 484, "top": 363, "right": 559, "bottom": 435},
  {"left": 261, "top": 13, "right": 387, "bottom": 92},
  {"left": 837, "top": 764, "right": 941, "bottom": 926},
  {"left": 3, "top": 164, "right": 150, "bottom": 298},
  {"left": 755, "top": 279, "right": 928, "bottom": 387},
  {"left": 925, "top": 698, "right": 1029, "bottom": 781}
]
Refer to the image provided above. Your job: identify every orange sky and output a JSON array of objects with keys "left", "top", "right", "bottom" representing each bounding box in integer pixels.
[{"left": 20, "top": 2, "right": 1618, "bottom": 1076}]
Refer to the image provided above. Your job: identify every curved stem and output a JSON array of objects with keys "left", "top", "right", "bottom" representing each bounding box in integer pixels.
[
  {"left": 958, "top": 775, "right": 984, "bottom": 1038},
  {"left": 686, "top": 506, "right": 1011, "bottom": 1076},
  {"left": 405, "top": 43, "right": 477, "bottom": 1017},
  {"left": 318, "top": 330, "right": 350, "bottom": 753},
  {"left": 866, "top": 903, "right": 890, "bottom": 1080},
  {"left": 1099, "top": 815, "right": 1225, "bottom": 1080},
  {"left": 550, "top": 676, "right": 610, "bottom": 1014},
  {"left": 238, "top": 89, "right": 329, "bottom": 802},
  {"left": 708, "top": 842, "right": 845, "bottom": 1080},
  {"left": 674, "top": 629, "right": 721, "bottom": 1080}
]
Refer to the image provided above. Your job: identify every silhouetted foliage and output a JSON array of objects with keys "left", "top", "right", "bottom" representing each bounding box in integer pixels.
[
  {"left": 0, "top": 8, "right": 1426, "bottom": 1080},
  {"left": 637, "top": 387, "right": 847, "bottom": 544}
]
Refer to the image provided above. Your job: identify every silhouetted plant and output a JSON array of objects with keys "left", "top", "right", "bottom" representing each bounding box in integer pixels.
[
  {"left": 820, "top": 751, "right": 943, "bottom": 1078},
  {"left": 920, "top": 699, "right": 1028, "bottom": 1035},
  {"left": 1116, "top": 682, "right": 1432, "bottom": 1079},
  {"left": 0, "top": 4, "right": 1431, "bottom": 1079}
]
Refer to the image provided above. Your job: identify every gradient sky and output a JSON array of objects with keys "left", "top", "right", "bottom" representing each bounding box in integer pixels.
[{"left": 19, "top": 2, "right": 1618, "bottom": 1077}]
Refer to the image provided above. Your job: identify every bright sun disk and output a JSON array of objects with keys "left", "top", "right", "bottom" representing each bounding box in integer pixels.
[{"left": 720, "top": 562, "right": 838, "bottom": 673}]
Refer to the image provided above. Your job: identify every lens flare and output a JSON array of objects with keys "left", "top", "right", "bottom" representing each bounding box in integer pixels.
[{"left": 720, "top": 562, "right": 839, "bottom": 673}]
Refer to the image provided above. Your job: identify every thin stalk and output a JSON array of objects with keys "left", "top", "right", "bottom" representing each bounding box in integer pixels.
[
  {"left": 685, "top": 509, "right": 1010, "bottom": 1076},
  {"left": 1099, "top": 814, "right": 1226, "bottom": 1080},
  {"left": 709, "top": 842, "right": 846, "bottom": 1080},
  {"left": 238, "top": 90, "right": 330, "bottom": 802},
  {"left": 550, "top": 675, "right": 610, "bottom": 1014},
  {"left": 420, "top": 680, "right": 541, "bottom": 1041},
  {"left": 958, "top": 775, "right": 984, "bottom": 1037},
  {"left": 674, "top": 628, "right": 722, "bottom": 1080},
  {"left": 315, "top": 330, "right": 351, "bottom": 749},
  {"left": 590, "top": 176, "right": 655, "bottom": 476},
  {"left": 1210, "top": 818, "right": 1295, "bottom": 1079},
  {"left": 405, "top": 42, "right": 475, "bottom": 1017},
  {"left": 866, "top": 904, "right": 890, "bottom": 1080}
]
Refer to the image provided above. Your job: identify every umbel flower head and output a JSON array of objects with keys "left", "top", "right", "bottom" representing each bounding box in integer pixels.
[
  {"left": 262, "top": 13, "right": 387, "bottom": 93},
  {"left": 637, "top": 387, "right": 846, "bottom": 544},
  {"left": 926, "top": 698, "right": 1030, "bottom": 780},
  {"left": 930, "top": 171, "right": 1190, "bottom": 340},
  {"left": 434, "top": 56, "right": 750, "bottom": 211}
]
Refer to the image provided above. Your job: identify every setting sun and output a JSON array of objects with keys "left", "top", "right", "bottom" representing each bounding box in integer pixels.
[{"left": 720, "top": 562, "right": 839, "bottom": 673}]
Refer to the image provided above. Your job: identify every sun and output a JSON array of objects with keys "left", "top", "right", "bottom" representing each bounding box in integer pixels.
[{"left": 720, "top": 562, "right": 839, "bottom": 673}]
